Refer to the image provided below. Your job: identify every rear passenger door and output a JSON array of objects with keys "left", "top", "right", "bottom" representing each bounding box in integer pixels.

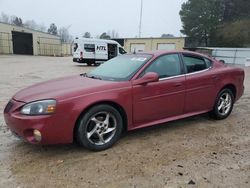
[{"left": 181, "top": 53, "right": 217, "bottom": 113}]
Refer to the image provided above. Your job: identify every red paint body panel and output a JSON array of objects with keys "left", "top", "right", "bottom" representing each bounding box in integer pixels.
[{"left": 3, "top": 51, "right": 245, "bottom": 145}]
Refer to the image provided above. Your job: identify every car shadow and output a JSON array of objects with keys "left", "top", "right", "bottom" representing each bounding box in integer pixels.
[
  {"left": 9, "top": 112, "right": 214, "bottom": 155},
  {"left": 122, "top": 113, "right": 213, "bottom": 139}
]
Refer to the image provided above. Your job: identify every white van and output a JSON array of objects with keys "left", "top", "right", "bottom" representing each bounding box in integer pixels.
[{"left": 73, "top": 37, "right": 126, "bottom": 65}]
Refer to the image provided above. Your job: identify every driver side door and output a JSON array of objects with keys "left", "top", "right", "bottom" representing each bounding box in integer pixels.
[{"left": 132, "top": 53, "right": 186, "bottom": 126}]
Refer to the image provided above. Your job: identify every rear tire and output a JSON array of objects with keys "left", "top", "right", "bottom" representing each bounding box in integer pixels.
[
  {"left": 76, "top": 104, "right": 123, "bottom": 151},
  {"left": 211, "top": 88, "right": 234, "bottom": 120}
]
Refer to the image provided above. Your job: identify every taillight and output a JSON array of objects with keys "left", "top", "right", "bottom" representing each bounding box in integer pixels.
[{"left": 80, "top": 51, "right": 83, "bottom": 59}]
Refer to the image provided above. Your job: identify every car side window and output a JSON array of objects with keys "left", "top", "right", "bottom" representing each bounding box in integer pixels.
[
  {"left": 204, "top": 58, "right": 213, "bottom": 68},
  {"left": 144, "top": 54, "right": 181, "bottom": 79},
  {"left": 183, "top": 55, "right": 208, "bottom": 73}
]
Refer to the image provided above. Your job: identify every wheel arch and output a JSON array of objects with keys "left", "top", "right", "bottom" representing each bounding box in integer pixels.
[
  {"left": 73, "top": 101, "right": 128, "bottom": 142},
  {"left": 220, "top": 84, "right": 237, "bottom": 99}
]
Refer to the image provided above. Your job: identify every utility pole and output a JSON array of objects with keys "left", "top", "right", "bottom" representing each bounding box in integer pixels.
[{"left": 139, "top": 0, "right": 143, "bottom": 38}]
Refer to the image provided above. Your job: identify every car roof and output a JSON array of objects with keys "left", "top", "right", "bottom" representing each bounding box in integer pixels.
[{"left": 134, "top": 50, "right": 211, "bottom": 59}]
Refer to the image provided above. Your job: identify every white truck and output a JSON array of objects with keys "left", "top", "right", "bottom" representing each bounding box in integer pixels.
[{"left": 73, "top": 37, "right": 126, "bottom": 66}]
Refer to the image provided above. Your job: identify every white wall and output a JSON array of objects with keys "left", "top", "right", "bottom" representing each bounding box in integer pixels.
[{"left": 212, "top": 48, "right": 250, "bottom": 65}]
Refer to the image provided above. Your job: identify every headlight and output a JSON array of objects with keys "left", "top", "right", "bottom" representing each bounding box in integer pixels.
[{"left": 21, "top": 100, "right": 56, "bottom": 115}]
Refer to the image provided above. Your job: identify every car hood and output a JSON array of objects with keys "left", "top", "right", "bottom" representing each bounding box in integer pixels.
[{"left": 13, "top": 75, "right": 128, "bottom": 103}]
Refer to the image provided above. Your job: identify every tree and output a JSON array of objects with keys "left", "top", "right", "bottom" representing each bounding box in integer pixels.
[
  {"left": 213, "top": 19, "right": 250, "bottom": 47},
  {"left": 83, "top": 32, "right": 91, "bottom": 38},
  {"left": 99, "top": 32, "right": 111, "bottom": 39},
  {"left": 180, "top": 0, "right": 222, "bottom": 47},
  {"left": 24, "top": 20, "right": 46, "bottom": 32},
  {"left": 110, "top": 30, "right": 119, "bottom": 38},
  {"left": 12, "top": 16, "right": 23, "bottom": 26},
  {"left": 0, "top": 12, "right": 10, "bottom": 23},
  {"left": 48, "top": 23, "right": 58, "bottom": 35},
  {"left": 221, "top": 0, "right": 250, "bottom": 22},
  {"left": 180, "top": 0, "right": 250, "bottom": 47},
  {"left": 59, "top": 27, "right": 73, "bottom": 42},
  {"left": 24, "top": 20, "right": 38, "bottom": 30},
  {"left": 161, "top": 34, "right": 175, "bottom": 38},
  {"left": 37, "top": 24, "right": 46, "bottom": 32}
]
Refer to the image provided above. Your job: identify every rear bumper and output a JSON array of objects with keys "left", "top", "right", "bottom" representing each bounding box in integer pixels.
[{"left": 73, "top": 58, "right": 85, "bottom": 63}]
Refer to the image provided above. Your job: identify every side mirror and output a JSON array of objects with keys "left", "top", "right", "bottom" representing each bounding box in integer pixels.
[
  {"left": 133, "top": 72, "right": 159, "bottom": 85},
  {"left": 219, "top": 60, "right": 225, "bottom": 64}
]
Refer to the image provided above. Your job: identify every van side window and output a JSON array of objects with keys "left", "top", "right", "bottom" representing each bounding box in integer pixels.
[
  {"left": 119, "top": 47, "right": 126, "bottom": 54},
  {"left": 183, "top": 55, "right": 208, "bottom": 73},
  {"left": 143, "top": 54, "right": 181, "bottom": 79},
  {"left": 84, "top": 44, "right": 95, "bottom": 52}
]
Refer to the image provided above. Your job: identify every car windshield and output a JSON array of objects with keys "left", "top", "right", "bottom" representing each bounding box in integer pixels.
[{"left": 87, "top": 54, "right": 152, "bottom": 81}]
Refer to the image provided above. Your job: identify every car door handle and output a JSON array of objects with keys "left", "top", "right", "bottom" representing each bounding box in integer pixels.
[
  {"left": 175, "top": 83, "right": 183, "bottom": 87},
  {"left": 212, "top": 75, "right": 219, "bottom": 80}
]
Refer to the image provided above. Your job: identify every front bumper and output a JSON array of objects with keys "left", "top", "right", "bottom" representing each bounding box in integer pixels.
[{"left": 3, "top": 99, "right": 73, "bottom": 145}]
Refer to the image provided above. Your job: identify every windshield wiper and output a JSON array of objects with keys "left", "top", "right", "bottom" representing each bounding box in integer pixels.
[
  {"left": 80, "top": 73, "right": 87, "bottom": 77},
  {"left": 81, "top": 73, "right": 102, "bottom": 80},
  {"left": 89, "top": 75, "right": 102, "bottom": 80}
]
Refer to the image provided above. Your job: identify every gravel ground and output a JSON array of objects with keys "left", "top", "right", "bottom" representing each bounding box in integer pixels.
[{"left": 0, "top": 55, "right": 249, "bottom": 188}]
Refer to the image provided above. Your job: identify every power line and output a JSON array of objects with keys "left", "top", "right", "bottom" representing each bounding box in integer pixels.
[{"left": 139, "top": 0, "right": 143, "bottom": 38}]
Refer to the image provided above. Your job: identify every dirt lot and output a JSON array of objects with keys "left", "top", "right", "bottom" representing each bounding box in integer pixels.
[{"left": 0, "top": 55, "right": 249, "bottom": 188}]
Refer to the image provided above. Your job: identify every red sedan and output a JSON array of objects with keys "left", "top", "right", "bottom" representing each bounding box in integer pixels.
[{"left": 4, "top": 51, "right": 244, "bottom": 151}]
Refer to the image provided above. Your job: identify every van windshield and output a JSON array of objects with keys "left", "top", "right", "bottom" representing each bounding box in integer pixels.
[{"left": 87, "top": 54, "right": 152, "bottom": 81}]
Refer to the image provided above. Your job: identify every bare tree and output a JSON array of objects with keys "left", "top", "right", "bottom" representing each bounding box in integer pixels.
[
  {"left": 24, "top": 20, "right": 47, "bottom": 32},
  {"left": 37, "top": 23, "right": 46, "bottom": 32},
  {"left": 0, "top": 12, "right": 10, "bottom": 23},
  {"left": 24, "top": 20, "right": 38, "bottom": 30},
  {"left": 12, "top": 16, "right": 23, "bottom": 26},
  {"left": 58, "top": 27, "right": 73, "bottom": 42},
  {"left": 111, "top": 30, "right": 119, "bottom": 38}
]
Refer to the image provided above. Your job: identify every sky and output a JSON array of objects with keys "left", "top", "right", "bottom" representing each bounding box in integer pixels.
[{"left": 0, "top": 0, "right": 187, "bottom": 38}]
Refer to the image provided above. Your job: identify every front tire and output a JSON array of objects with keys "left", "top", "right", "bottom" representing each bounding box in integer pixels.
[
  {"left": 211, "top": 88, "right": 234, "bottom": 120},
  {"left": 76, "top": 104, "right": 123, "bottom": 151}
]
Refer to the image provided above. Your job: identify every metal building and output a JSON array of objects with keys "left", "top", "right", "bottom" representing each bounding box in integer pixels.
[
  {"left": 113, "top": 37, "right": 185, "bottom": 53},
  {"left": 185, "top": 47, "right": 250, "bottom": 65},
  {"left": 0, "top": 22, "right": 71, "bottom": 56}
]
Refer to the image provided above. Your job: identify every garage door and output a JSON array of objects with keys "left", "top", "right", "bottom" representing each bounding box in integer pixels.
[
  {"left": 157, "top": 43, "right": 176, "bottom": 50},
  {"left": 12, "top": 31, "right": 33, "bottom": 55},
  {"left": 130, "top": 44, "right": 145, "bottom": 53}
]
